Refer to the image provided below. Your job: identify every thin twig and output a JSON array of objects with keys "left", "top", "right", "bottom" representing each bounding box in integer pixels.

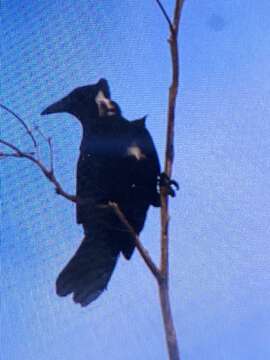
[
  {"left": 0, "top": 139, "right": 24, "bottom": 155},
  {"left": 0, "top": 151, "right": 35, "bottom": 158},
  {"left": 155, "top": 0, "right": 175, "bottom": 34},
  {"left": 108, "top": 202, "right": 161, "bottom": 280},
  {"left": 34, "top": 125, "right": 47, "bottom": 162},
  {"left": 34, "top": 125, "right": 54, "bottom": 172},
  {"left": 34, "top": 125, "right": 48, "bottom": 141},
  {"left": 0, "top": 138, "right": 76, "bottom": 203},
  {"left": 47, "top": 138, "right": 54, "bottom": 172},
  {"left": 0, "top": 103, "right": 38, "bottom": 149}
]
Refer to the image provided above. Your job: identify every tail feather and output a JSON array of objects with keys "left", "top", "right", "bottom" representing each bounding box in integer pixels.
[
  {"left": 56, "top": 235, "right": 119, "bottom": 306},
  {"left": 55, "top": 205, "right": 146, "bottom": 306}
]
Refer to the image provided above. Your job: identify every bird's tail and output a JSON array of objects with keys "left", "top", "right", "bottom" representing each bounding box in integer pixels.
[{"left": 56, "top": 230, "right": 120, "bottom": 307}]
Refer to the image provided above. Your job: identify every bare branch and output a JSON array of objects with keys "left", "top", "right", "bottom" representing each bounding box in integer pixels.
[
  {"left": 157, "top": 1, "right": 185, "bottom": 360},
  {"left": 0, "top": 103, "right": 38, "bottom": 149},
  {"left": 108, "top": 202, "right": 161, "bottom": 281},
  {"left": 0, "top": 139, "right": 24, "bottom": 155},
  {"left": 155, "top": 0, "right": 174, "bottom": 34},
  {"left": 160, "top": 0, "right": 184, "bottom": 274},
  {"left": 0, "top": 138, "right": 76, "bottom": 203},
  {"left": 34, "top": 125, "right": 48, "bottom": 141},
  {"left": 0, "top": 151, "right": 35, "bottom": 158},
  {"left": 48, "top": 137, "right": 54, "bottom": 172},
  {"left": 34, "top": 125, "right": 54, "bottom": 172}
]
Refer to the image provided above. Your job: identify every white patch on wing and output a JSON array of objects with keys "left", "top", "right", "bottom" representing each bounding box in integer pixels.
[{"left": 127, "top": 144, "right": 146, "bottom": 160}]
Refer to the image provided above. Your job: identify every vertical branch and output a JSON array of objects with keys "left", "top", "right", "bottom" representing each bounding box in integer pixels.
[
  {"left": 160, "top": 0, "right": 183, "bottom": 275},
  {"left": 157, "top": 1, "right": 185, "bottom": 360}
]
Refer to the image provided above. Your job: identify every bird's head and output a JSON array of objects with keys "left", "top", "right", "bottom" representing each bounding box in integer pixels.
[{"left": 41, "top": 79, "right": 120, "bottom": 120}]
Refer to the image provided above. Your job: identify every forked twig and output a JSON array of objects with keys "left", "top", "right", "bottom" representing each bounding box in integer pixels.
[
  {"left": 0, "top": 113, "right": 75, "bottom": 203},
  {"left": 155, "top": 0, "right": 175, "bottom": 33},
  {"left": 0, "top": 103, "right": 38, "bottom": 149},
  {"left": 34, "top": 125, "right": 54, "bottom": 172}
]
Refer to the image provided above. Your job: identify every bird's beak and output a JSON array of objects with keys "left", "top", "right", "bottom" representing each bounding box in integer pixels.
[{"left": 41, "top": 96, "right": 69, "bottom": 115}]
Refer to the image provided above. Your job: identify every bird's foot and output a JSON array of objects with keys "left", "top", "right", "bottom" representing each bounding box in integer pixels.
[{"left": 159, "top": 172, "right": 179, "bottom": 197}]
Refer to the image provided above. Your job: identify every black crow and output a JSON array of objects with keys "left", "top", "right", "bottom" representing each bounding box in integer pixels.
[{"left": 41, "top": 79, "right": 163, "bottom": 306}]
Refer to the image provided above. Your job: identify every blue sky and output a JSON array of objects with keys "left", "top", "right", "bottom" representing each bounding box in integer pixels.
[{"left": 1, "top": 1, "right": 270, "bottom": 359}]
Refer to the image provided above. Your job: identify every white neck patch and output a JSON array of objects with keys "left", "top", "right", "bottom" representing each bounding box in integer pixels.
[{"left": 95, "top": 90, "right": 115, "bottom": 117}]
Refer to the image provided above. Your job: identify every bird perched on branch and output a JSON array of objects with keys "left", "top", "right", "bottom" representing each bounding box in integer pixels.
[{"left": 41, "top": 79, "right": 177, "bottom": 306}]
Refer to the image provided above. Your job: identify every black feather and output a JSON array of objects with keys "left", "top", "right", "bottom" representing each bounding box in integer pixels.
[{"left": 42, "top": 79, "right": 161, "bottom": 306}]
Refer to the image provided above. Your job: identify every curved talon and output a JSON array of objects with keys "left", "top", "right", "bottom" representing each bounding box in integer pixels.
[
  {"left": 169, "top": 179, "right": 179, "bottom": 191},
  {"left": 168, "top": 187, "right": 176, "bottom": 197},
  {"left": 159, "top": 172, "right": 179, "bottom": 197}
]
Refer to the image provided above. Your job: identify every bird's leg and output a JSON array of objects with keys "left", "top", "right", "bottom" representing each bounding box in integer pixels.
[{"left": 158, "top": 172, "right": 179, "bottom": 197}]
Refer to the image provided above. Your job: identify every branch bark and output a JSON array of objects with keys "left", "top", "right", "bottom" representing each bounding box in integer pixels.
[
  {"left": 0, "top": 104, "right": 38, "bottom": 149},
  {"left": 157, "top": 1, "right": 185, "bottom": 359},
  {"left": 108, "top": 202, "right": 161, "bottom": 280}
]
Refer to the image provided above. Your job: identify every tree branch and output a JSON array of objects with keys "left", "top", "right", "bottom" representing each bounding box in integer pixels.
[
  {"left": 34, "top": 125, "right": 54, "bottom": 172},
  {"left": 155, "top": 0, "right": 175, "bottom": 34},
  {"left": 0, "top": 103, "right": 38, "bottom": 149},
  {"left": 108, "top": 202, "right": 161, "bottom": 281},
  {"left": 156, "top": 1, "right": 185, "bottom": 360},
  {"left": 160, "top": 0, "right": 184, "bottom": 277},
  {"left": 0, "top": 151, "right": 35, "bottom": 158},
  {"left": 0, "top": 137, "right": 76, "bottom": 203}
]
